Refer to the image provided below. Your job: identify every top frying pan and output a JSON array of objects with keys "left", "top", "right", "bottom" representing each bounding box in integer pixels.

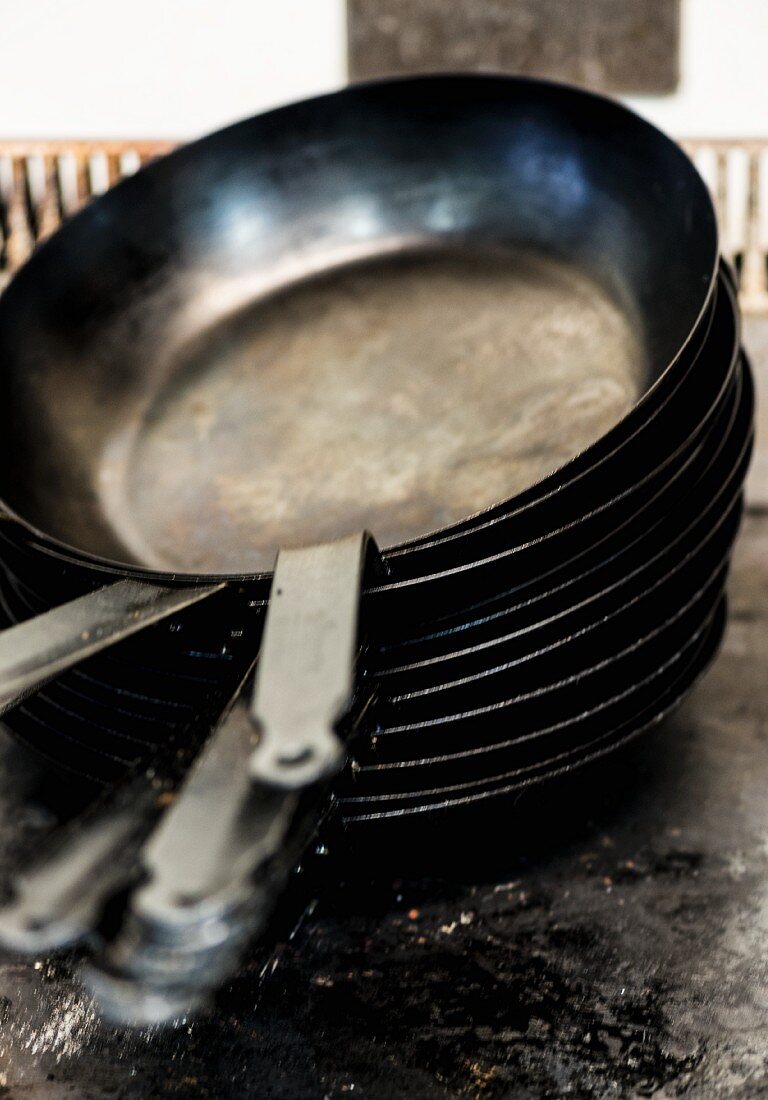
[
  {"left": 0, "top": 76, "right": 716, "bottom": 573},
  {"left": 0, "top": 73, "right": 721, "bottom": 740}
]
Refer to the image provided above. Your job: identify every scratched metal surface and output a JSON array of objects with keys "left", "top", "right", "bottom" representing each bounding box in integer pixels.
[
  {"left": 0, "top": 327, "right": 764, "bottom": 1098},
  {"left": 101, "top": 247, "right": 644, "bottom": 573}
]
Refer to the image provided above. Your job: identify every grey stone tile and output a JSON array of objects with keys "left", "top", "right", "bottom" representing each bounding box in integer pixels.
[{"left": 348, "top": 0, "right": 680, "bottom": 95}]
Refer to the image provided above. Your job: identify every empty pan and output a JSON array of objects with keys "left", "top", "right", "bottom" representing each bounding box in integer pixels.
[
  {"left": 0, "top": 77, "right": 718, "bottom": 626},
  {"left": 0, "top": 75, "right": 749, "bottom": 1024}
]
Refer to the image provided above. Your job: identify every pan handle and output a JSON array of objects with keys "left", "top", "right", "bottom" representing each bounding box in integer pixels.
[
  {"left": 0, "top": 578, "right": 225, "bottom": 713},
  {"left": 249, "top": 533, "right": 374, "bottom": 787},
  {"left": 82, "top": 532, "right": 379, "bottom": 1023}
]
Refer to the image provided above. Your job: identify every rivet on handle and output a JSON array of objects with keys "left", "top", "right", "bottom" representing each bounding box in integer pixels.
[{"left": 250, "top": 531, "right": 378, "bottom": 790}]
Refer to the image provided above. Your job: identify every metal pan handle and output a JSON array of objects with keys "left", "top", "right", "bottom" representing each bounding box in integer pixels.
[
  {"left": 0, "top": 578, "right": 225, "bottom": 714},
  {"left": 85, "top": 532, "right": 378, "bottom": 1024}
]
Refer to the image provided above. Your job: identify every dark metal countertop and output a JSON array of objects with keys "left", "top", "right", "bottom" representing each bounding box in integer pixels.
[{"left": 0, "top": 324, "right": 765, "bottom": 1099}]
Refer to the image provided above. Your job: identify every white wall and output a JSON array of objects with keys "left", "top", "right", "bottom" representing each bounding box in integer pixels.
[
  {"left": 0, "top": 0, "right": 765, "bottom": 140},
  {"left": 0, "top": 0, "right": 346, "bottom": 139},
  {"left": 627, "top": 0, "right": 768, "bottom": 137}
]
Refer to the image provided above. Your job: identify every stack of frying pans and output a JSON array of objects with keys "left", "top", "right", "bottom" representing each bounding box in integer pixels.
[
  {"left": 0, "top": 260, "right": 752, "bottom": 816},
  {"left": 0, "top": 76, "right": 752, "bottom": 1018}
]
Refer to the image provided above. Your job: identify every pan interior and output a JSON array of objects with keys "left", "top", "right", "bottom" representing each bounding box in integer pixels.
[{"left": 95, "top": 245, "right": 647, "bottom": 573}]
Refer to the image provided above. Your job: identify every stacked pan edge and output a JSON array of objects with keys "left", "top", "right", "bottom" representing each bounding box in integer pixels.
[{"left": 0, "top": 261, "right": 752, "bottom": 824}]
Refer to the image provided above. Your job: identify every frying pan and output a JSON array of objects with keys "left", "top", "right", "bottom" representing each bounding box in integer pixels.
[
  {"left": 0, "top": 76, "right": 747, "bottom": 1023},
  {"left": 0, "top": 77, "right": 718, "bottom": 644}
]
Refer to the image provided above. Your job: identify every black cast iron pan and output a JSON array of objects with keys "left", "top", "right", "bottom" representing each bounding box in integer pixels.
[
  {"left": 0, "top": 319, "right": 739, "bottom": 734},
  {"left": 0, "top": 76, "right": 746, "bottom": 1024},
  {"left": 0, "top": 303, "right": 742, "bottom": 712},
  {"left": 0, "top": 267, "right": 739, "bottom": 730},
  {"left": 0, "top": 76, "right": 718, "bottom": 638},
  {"left": 1, "top": 245, "right": 735, "bottom": 649}
]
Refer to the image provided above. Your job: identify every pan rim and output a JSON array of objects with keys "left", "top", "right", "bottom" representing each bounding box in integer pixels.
[{"left": 338, "top": 599, "right": 726, "bottom": 816}]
